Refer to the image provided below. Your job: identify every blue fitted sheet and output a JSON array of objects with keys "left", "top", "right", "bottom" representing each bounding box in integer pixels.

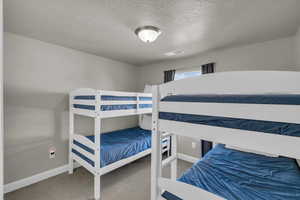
[
  {"left": 159, "top": 112, "right": 300, "bottom": 137},
  {"left": 161, "top": 94, "right": 300, "bottom": 105},
  {"left": 162, "top": 144, "right": 300, "bottom": 200},
  {"left": 72, "top": 127, "right": 151, "bottom": 167}
]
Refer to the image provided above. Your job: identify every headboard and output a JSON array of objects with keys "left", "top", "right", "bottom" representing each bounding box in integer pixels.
[{"left": 160, "top": 71, "right": 300, "bottom": 98}]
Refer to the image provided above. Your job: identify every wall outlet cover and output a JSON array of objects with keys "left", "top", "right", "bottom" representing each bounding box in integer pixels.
[{"left": 49, "top": 147, "right": 56, "bottom": 159}]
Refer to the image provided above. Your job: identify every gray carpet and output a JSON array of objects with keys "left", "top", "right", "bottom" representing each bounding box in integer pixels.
[{"left": 5, "top": 156, "right": 192, "bottom": 200}]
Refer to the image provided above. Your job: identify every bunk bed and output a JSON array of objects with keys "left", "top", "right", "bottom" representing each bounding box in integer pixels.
[
  {"left": 151, "top": 71, "right": 300, "bottom": 200},
  {"left": 69, "top": 88, "right": 169, "bottom": 200}
]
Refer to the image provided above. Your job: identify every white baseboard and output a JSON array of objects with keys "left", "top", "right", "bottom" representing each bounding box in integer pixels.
[
  {"left": 4, "top": 154, "right": 200, "bottom": 194},
  {"left": 177, "top": 153, "right": 199, "bottom": 163},
  {"left": 4, "top": 163, "right": 80, "bottom": 194}
]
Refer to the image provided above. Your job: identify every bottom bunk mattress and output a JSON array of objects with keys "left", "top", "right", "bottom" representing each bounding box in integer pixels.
[
  {"left": 72, "top": 127, "right": 151, "bottom": 167},
  {"left": 162, "top": 144, "right": 300, "bottom": 200}
]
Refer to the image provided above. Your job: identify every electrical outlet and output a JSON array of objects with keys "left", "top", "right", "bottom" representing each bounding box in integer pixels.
[
  {"left": 49, "top": 147, "right": 56, "bottom": 159},
  {"left": 192, "top": 142, "right": 196, "bottom": 149}
]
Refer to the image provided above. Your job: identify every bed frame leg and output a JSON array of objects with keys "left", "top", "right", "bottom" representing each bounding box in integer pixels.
[
  {"left": 69, "top": 94, "right": 74, "bottom": 174},
  {"left": 94, "top": 174, "right": 101, "bottom": 200},
  {"left": 170, "top": 135, "right": 177, "bottom": 180},
  {"left": 68, "top": 158, "right": 74, "bottom": 174},
  {"left": 94, "top": 102, "right": 101, "bottom": 200},
  {"left": 151, "top": 86, "right": 162, "bottom": 200}
]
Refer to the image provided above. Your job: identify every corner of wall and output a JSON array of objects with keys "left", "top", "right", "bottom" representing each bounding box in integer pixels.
[{"left": 296, "top": 27, "right": 300, "bottom": 68}]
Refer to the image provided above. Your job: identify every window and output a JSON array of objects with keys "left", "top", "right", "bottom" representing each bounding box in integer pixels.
[{"left": 174, "top": 67, "right": 201, "bottom": 80}]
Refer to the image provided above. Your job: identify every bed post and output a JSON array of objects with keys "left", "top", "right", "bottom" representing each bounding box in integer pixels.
[
  {"left": 94, "top": 92, "right": 101, "bottom": 200},
  {"left": 151, "top": 85, "right": 162, "bottom": 200},
  {"left": 170, "top": 134, "right": 177, "bottom": 180},
  {"left": 69, "top": 92, "right": 74, "bottom": 174},
  {"left": 94, "top": 116, "right": 101, "bottom": 200}
]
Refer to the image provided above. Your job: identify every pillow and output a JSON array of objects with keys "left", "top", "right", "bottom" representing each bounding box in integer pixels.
[
  {"left": 139, "top": 85, "right": 153, "bottom": 130},
  {"left": 139, "top": 114, "right": 152, "bottom": 130},
  {"left": 225, "top": 145, "right": 278, "bottom": 157}
]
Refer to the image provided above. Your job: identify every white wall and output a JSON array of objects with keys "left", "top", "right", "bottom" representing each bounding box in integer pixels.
[
  {"left": 138, "top": 37, "right": 297, "bottom": 90},
  {"left": 0, "top": 0, "right": 3, "bottom": 199},
  {"left": 4, "top": 32, "right": 139, "bottom": 184},
  {"left": 138, "top": 36, "right": 298, "bottom": 157},
  {"left": 296, "top": 27, "right": 300, "bottom": 66}
]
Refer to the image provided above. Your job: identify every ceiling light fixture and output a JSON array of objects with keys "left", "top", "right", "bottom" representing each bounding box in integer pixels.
[{"left": 135, "top": 26, "right": 161, "bottom": 43}]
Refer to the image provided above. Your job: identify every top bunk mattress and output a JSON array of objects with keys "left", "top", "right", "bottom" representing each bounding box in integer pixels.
[
  {"left": 162, "top": 144, "right": 300, "bottom": 200},
  {"left": 161, "top": 94, "right": 300, "bottom": 105}
]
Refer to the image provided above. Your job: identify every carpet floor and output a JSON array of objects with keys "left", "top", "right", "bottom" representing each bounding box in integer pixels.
[{"left": 5, "top": 156, "right": 192, "bottom": 200}]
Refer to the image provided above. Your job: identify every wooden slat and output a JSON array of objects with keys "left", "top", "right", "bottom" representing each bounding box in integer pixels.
[
  {"left": 99, "top": 90, "right": 139, "bottom": 97},
  {"left": 162, "top": 146, "right": 169, "bottom": 154},
  {"left": 160, "top": 102, "right": 300, "bottom": 124},
  {"left": 100, "top": 101, "right": 137, "bottom": 105},
  {"left": 138, "top": 108, "right": 152, "bottom": 114},
  {"left": 159, "top": 119, "right": 300, "bottom": 159},
  {"left": 100, "top": 109, "right": 152, "bottom": 118},
  {"left": 138, "top": 93, "right": 152, "bottom": 97},
  {"left": 159, "top": 71, "right": 300, "bottom": 98},
  {"left": 138, "top": 101, "right": 152, "bottom": 104},
  {"left": 72, "top": 108, "right": 96, "bottom": 117},
  {"left": 73, "top": 134, "right": 96, "bottom": 149},
  {"left": 99, "top": 90, "right": 151, "bottom": 97},
  {"left": 162, "top": 132, "right": 172, "bottom": 138},
  {"left": 158, "top": 178, "right": 224, "bottom": 200},
  {"left": 71, "top": 89, "right": 151, "bottom": 98},
  {"left": 162, "top": 139, "right": 169, "bottom": 146},
  {"left": 72, "top": 99, "right": 96, "bottom": 105},
  {"left": 72, "top": 106, "right": 151, "bottom": 118},
  {"left": 162, "top": 155, "right": 176, "bottom": 167},
  {"left": 72, "top": 144, "right": 96, "bottom": 162}
]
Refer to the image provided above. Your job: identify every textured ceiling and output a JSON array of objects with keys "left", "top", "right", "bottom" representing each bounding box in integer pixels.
[{"left": 4, "top": 0, "right": 300, "bottom": 66}]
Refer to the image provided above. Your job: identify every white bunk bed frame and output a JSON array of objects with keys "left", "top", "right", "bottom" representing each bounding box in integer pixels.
[
  {"left": 151, "top": 71, "right": 300, "bottom": 200},
  {"left": 69, "top": 88, "right": 153, "bottom": 200}
]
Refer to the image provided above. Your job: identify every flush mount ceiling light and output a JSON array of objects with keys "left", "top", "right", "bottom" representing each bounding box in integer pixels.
[{"left": 135, "top": 26, "right": 161, "bottom": 43}]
